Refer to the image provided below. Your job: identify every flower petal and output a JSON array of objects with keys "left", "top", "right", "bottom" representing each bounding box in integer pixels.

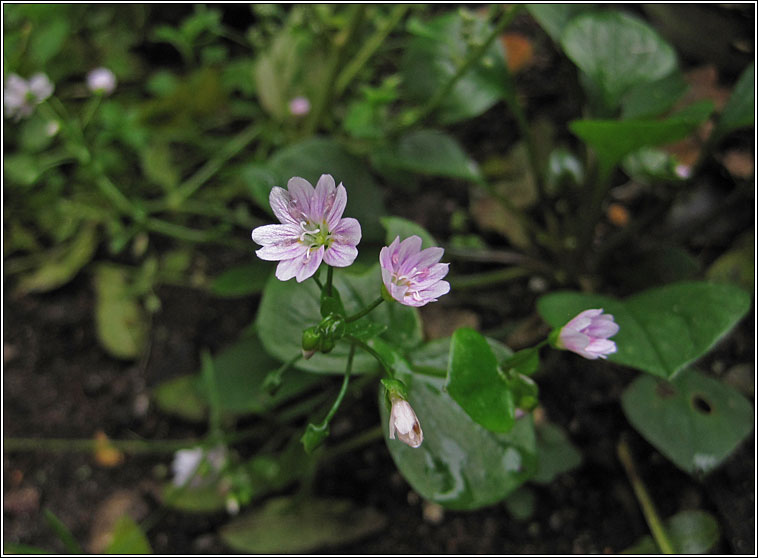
[
  {"left": 296, "top": 245, "right": 324, "bottom": 282},
  {"left": 275, "top": 257, "right": 301, "bottom": 281},
  {"left": 331, "top": 217, "right": 362, "bottom": 247},
  {"left": 256, "top": 242, "right": 307, "bottom": 261},
  {"left": 251, "top": 223, "right": 299, "bottom": 246},
  {"left": 287, "top": 176, "right": 314, "bottom": 218},
  {"left": 311, "top": 174, "right": 336, "bottom": 221},
  {"left": 323, "top": 243, "right": 358, "bottom": 267},
  {"left": 325, "top": 183, "right": 348, "bottom": 229},
  {"left": 269, "top": 186, "right": 297, "bottom": 224}
]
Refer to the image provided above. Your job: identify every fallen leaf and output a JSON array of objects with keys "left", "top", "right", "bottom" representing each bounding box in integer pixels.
[
  {"left": 501, "top": 33, "right": 535, "bottom": 74},
  {"left": 94, "top": 430, "right": 125, "bottom": 468}
]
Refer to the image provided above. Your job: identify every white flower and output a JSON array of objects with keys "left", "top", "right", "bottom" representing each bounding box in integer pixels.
[
  {"left": 389, "top": 395, "right": 423, "bottom": 448},
  {"left": 171, "top": 445, "right": 226, "bottom": 487},
  {"left": 4, "top": 73, "right": 54, "bottom": 120},
  {"left": 87, "top": 67, "right": 117, "bottom": 95}
]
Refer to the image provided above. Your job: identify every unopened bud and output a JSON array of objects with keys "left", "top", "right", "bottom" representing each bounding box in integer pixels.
[{"left": 388, "top": 395, "right": 423, "bottom": 448}]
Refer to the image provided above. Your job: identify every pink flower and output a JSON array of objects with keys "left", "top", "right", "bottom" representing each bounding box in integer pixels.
[
  {"left": 380, "top": 235, "right": 450, "bottom": 307},
  {"left": 557, "top": 308, "right": 619, "bottom": 360},
  {"left": 4, "top": 73, "right": 54, "bottom": 120},
  {"left": 389, "top": 395, "right": 423, "bottom": 448},
  {"left": 288, "top": 96, "right": 311, "bottom": 116},
  {"left": 87, "top": 67, "right": 117, "bottom": 95},
  {"left": 251, "top": 175, "right": 361, "bottom": 282}
]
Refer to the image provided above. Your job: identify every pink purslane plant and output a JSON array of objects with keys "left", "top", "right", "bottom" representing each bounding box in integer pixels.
[
  {"left": 380, "top": 235, "right": 450, "bottom": 307},
  {"left": 557, "top": 308, "right": 619, "bottom": 360},
  {"left": 251, "top": 175, "right": 361, "bottom": 282}
]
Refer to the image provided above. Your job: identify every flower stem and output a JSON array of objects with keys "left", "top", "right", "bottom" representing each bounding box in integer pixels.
[
  {"left": 345, "top": 335, "right": 391, "bottom": 377},
  {"left": 321, "top": 344, "right": 356, "bottom": 426},
  {"left": 325, "top": 265, "right": 334, "bottom": 297},
  {"left": 344, "top": 296, "right": 384, "bottom": 323},
  {"left": 617, "top": 437, "right": 675, "bottom": 554}
]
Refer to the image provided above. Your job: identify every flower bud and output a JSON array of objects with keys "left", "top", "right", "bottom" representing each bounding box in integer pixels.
[{"left": 388, "top": 395, "right": 423, "bottom": 448}]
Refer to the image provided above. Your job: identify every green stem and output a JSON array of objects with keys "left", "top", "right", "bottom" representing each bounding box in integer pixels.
[
  {"left": 448, "top": 267, "right": 531, "bottom": 290},
  {"left": 344, "top": 296, "right": 384, "bottom": 323},
  {"left": 81, "top": 94, "right": 102, "bottom": 130},
  {"left": 144, "top": 217, "right": 225, "bottom": 243},
  {"left": 303, "top": 4, "right": 366, "bottom": 135},
  {"left": 345, "top": 335, "right": 391, "bottom": 377},
  {"left": 168, "top": 123, "right": 261, "bottom": 209},
  {"left": 325, "top": 265, "right": 334, "bottom": 297},
  {"left": 321, "top": 344, "right": 356, "bottom": 426},
  {"left": 401, "top": 4, "right": 522, "bottom": 130},
  {"left": 334, "top": 4, "right": 409, "bottom": 96},
  {"left": 617, "top": 437, "right": 675, "bottom": 554}
]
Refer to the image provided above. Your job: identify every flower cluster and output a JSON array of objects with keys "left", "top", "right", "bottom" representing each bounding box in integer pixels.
[
  {"left": 557, "top": 308, "right": 619, "bottom": 360},
  {"left": 4, "top": 73, "right": 54, "bottom": 120}
]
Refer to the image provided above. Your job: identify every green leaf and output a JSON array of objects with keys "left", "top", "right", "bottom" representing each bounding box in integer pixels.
[
  {"left": 621, "top": 72, "right": 689, "bottom": 120},
  {"left": 561, "top": 11, "right": 678, "bottom": 111},
  {"left": 621, "top": 148, "right": 683, "bottom": 185},
  {"left": 380, "top": 216, "right": 437, "bottom": 250},
  {"left": 622, "top": 510, "right": 720, "bottom": 554},
  {"left": 267, "top": 138, "right": 385, "bottom": 241},
  {"left": 401, "top": 11, "right": 509, "bottom": 124},
  {"left": 43, "top": 508, "right": 82, "bottom": 554},
  {"left": 621, "top": 368, "right": 753, "bottom": 475},
  {"left": 532, "top": 422, "right": 582, "bottom": 484},
  {"left": 220, "top": 497, "right": 386, "bottom": 553},
  {"left": 526, "top": 4, "right": 596, "bottom": 43},
  {"left": 706, "top": 231, "right": 754, "bottom": 293},
  {"left": 712, "top": 63, "right": 755, "bottom": 143},
  {"left": 446, "top": 328, "right": 515, "bottom": 433},
  {"left": 153, "top": 332, "right": 322, "bottom": 420},
  {"left": 15, "top": 224, "right": 98, "bottom": 294},
  {"left": 256, "top": 265, "right": 422, "bottom": 374},
  {"left": 538, "top": 281, "right": 751, "bottom": 379},
  {"left": 140, "top": 141, "right": 179, "bottom": 191},
  {"left": 503, "top": 486, "right": 536, "bottom": 521},
  {"left": 570, "top": 101, "right": 714, "bottom": 179},
  {"left": 502, "top": 347, "right": 540, "bottom": 377},
  {"left": 210, "top": 261, "right": 273, "bottom": 297},
  {"left": 2, "top": 543, "right": 52, "bottom": 554},
  {"left": 381, "top": 368, "right": 536, "bottom": 509},
  {"left": 93, "top": 265, "right": 149, "bottom": 360},
  {"left": 28, "top": 19, "right": 69, "bottom": 65},
  {"left": 153, "top": 375, "right": 206, "bottom": 422},
  {"left": 162, "top": 482, "right": 228, "bottom": 513},
  {"left": 372, "top": 129, "right": 481, "bottom": 181},
  {"left": 105, "top": 516, "right": 151, "bottom": 554}
]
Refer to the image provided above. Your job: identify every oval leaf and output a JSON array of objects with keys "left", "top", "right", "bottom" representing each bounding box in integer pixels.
[
  {"left": 537, "top": 281, "right": 751, "bottom": 379},
  {"left": 561, "top": 11, "right": 677, "bottom": 110},
  {"left": 446, "top": 328, "right": 515, "bottom": 433},
  {"left": 220, "top": 497, "right": 386, "bottom": 553}
]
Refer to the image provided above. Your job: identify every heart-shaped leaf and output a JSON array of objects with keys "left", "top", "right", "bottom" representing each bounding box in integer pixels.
[
  {"left": 621, "top": 368, "right": 753, "bottom": 475},
  {"left": 538, "top": 281, "right": 751, "bottom": 379}
]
